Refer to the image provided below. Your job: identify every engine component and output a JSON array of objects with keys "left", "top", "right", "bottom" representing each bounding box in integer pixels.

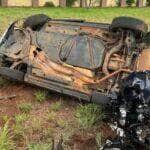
[{"left": 102, "top": 71, "right": 150, "bottom": 150}]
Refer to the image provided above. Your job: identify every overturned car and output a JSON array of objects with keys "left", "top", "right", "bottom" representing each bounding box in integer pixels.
[
  {"left": 0, "top": 14, "right": 150, "bottom": 149},
  {"left": 0, "top": 14, "right": 149, "bottom": 105}
]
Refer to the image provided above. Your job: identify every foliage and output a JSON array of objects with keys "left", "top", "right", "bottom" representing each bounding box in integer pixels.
[
  {"left": 66, "top": 0, "right": 77, "bottom": 7},
  {"left": 115, "top": 0, "right": 120, "bottom": 6},
  {"left": 34, "top": 90, "right": 47, "bottom": 102},
  {"left": 47, "top": 111, "right": 57, "bottom": 122},
  {"left": 126, "top": 0, "right": 135, "bottom": 6},
  {"left": 28, "top": 142, "right": 52, "bottom": 150},
  {"left": 1, "top": 115, "right": 9, "bottom": 123},
  {"left": 0, "top": 122, "right": 15, "bottom": 150},
  {"left": 75, "top": 103, "right": 104, "bottom": 129},
  {"left": 13, "top": 114, "right": 28, "bottom": 139},
  {"left": 147, "top": 0, "right": 150, "bottom": 6},
  {"left": 18, "top": 103, "right": 32, "bottom": 113},
  {"left": 30, "top": 117, "right": 43, "bottom": 132},
  {"left": 44, "top": 1, "right": 55, "bottom": 7},
  {"left": 15, "top": 114, "right": 29, "bottom": 124},
  {"left": 50, "top": 101, "right": 63, "bottom": 111}
]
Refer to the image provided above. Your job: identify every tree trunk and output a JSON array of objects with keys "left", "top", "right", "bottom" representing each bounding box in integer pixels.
[
  {"left": 100, "top": 0, "right": 107, "bottom": 7},
  {"left": 137, "top": 0, "right": 143, "bottom": 7},
  {"left": 120, "top": 0, "right": 126, "bottom": 7},
  {"left": 59, "top": 0, "right": 66, "bottom": 7},
  {"left": 1, "top": 0, "right": 8, "bottom": 6},
  {"left": 32, "top": 0, "right": 39, "bottom": 7}
]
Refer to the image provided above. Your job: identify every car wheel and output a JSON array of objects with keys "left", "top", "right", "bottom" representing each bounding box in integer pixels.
[
  {"left": 23, "top": 14, "right": 51, "bottom": 30},
  {"left": 110, "top": 16, "right": 148, "bottom": 35}
]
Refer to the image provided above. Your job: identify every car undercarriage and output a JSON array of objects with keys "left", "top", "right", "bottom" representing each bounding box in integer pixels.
[{"left": 0, "top": 14, "right": 149, "bottom": 149}]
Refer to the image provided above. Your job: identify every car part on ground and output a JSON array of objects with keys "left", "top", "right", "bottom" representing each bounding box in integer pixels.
[
  {"left": 0, "top": 14, "right": 149, "bottom": 104},
  {"left": 102, "top": 71, "right": 150, "bottom": 150}
]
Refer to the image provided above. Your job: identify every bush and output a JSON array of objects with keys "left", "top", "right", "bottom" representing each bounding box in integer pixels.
[
  {"left": 115, "top": 0, "right": 120, "bottom": 6},
  {"left": 66, "top": 0, "right": 76, "bottom": 7},
  {"left": 147, "top": 0, "right": 150, "bottom": 6},
  {"left": 44, "top": 1, "right": 55, "bottom": 7},
  {"left": 75, "top": 103, "right": 104, "bottom": 129},
  {"left": 126, "top": 0, "right": 135, "bottom": 6}
]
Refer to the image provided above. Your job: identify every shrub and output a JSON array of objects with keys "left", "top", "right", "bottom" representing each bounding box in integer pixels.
[
  {"left": 18, "top": 103, "right": 32, "bottom": 113},
  {"left": 34, "top": 90, "right": 47, "bottom": 102},
  {"left": 75, "top": 103, "right": 104, "bottom": 129},
  {"left": 66, "top": 0, "right": 76, "bottom": 7},
  {"left": 115, "top": 0, "right": 120, "bottom": 6},
  {"left": 126, "top": 0, "right": 135, "bottom": 6},
  {"left": 147, "top": 0, "right": 150, "bottom": 6},
  {"left": 44, "top": 1, "right": 55, "bottom": 7},
  {"left": 0, "top": 122, "right": 15, "bottom": 150}
]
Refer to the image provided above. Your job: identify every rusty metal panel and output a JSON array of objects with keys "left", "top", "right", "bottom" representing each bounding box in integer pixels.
[{"left": 137, "top": 49, "right": 150, "bottom": 71}]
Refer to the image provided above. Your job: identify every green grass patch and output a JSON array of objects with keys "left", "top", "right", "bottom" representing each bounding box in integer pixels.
[
  {"left": 75, "top": 103, "right": 104, "bottom": 129},
  {"left": 0, "top": 7, "right": 149, "bottom": 35},
  {"left": 0, "top": 122, "right": 15, "bottom": 150},
  {"left": 50, "top": 101, "right": 63, "bottom": 112},
  {"left": 28, "top": 142, "right": 52, "bottom": 150},
  {"left": 18, "top": 102, "right": 32, "bottom": 113},
  {"left": 15, "top": 114, "right": 29, "bottom": 124},
  {"left": 34, "top": 90, "right": 47, "bottom": 102}
]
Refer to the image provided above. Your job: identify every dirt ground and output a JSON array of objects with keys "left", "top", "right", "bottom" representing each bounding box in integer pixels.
[{"left": 0, "top": 80, "right": 116, "bottom": 150}]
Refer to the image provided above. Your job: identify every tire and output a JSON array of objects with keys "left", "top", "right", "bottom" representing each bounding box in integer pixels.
[
  {"left": 23, "top": 14, "right": 50, "bottom": 30},
  {"left": 110, "top": 17, "right": 148, "bottom": 34}
]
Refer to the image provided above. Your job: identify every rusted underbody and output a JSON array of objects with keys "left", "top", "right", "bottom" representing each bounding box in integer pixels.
[{"left": 0, "top": 15, "right": 149, "bottom": 104}]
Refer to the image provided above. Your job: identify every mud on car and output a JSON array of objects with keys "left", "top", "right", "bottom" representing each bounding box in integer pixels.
[
  {"left": 0, "top": 14, "right": 150, "bottom": 149},
  {"left": 0, "top": 14, "right": 149, "bottom": 104}
]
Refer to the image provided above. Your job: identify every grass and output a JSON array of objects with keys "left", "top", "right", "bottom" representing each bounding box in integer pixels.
[
  {"left": 34, "top": 90, "right": 47, "bottom": 102},
  {"left": 75, "top": 103, "right": 104, "bottom": 129},
  {"left": 0, "top": 77, "right": 10, "bottom": 87},
  {"left": 28, "top": 142, "right": 52, "bottom": 150},
  {"left": 15, "top": 114, "right": 29, "bottom": 124},
  {"left": 0, "top": 122, "right": 15, "bottom": 150},
  {"left": 13, "top": 114, "right": 28, "bottom": 140},
  {"left": 50, "top": 101, "right": 63, "bottom": 112},
  {"left": 0, "top": 7, "right": 150, "bottom": 34},
  {"left": 18, "top": 103, "right": 32, "bottom": 113}
]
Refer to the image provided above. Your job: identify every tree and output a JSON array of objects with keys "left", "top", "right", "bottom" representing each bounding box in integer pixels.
[
  {"left": 1, "top": 0, "right": 8, "bottom": 6},
  {"left": 120, "top": 0, "right": 126, "bottom": 7},
  {"left": 32, "top": 0, "right": 39, "bottom": 7},
  {"left": 100, "top": 0, "right": 107, "bottom": 7},
  {"left": 136, "top": 0, "right": 143, "bottom": 7},
  {"left": 126, "top": 0, "right": 135, "bottom": 6}
]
